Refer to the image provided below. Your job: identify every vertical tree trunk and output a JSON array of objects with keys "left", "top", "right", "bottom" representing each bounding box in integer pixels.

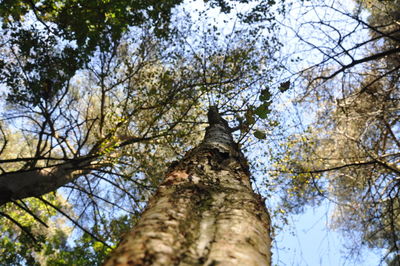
[{"left": 104, "top": 106, "right": 272, "bottom": 266}]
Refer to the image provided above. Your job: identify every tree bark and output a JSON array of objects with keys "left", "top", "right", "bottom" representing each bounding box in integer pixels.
[
  {"left": 0, "top": 135, "right": 149, "bottom": 206},
  {"left": 0, "top": 157, "right": 96, "bottom": 206},
  {"left": 104, "top": 106, "right": 272, "bottom": 266}
]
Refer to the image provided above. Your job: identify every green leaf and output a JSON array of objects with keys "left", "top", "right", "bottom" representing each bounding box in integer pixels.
[
  {"left": 279, "top": 80, "right": 290, "bottom": 92},
  {"left": 259, "top": 87, "right": 271, "bottom": 101},
  {"left": 254, "top": 130, "right": 266, "bottom": 139},
  {"left": 254, "top": 103, "right": 270, "bottom": 119}
]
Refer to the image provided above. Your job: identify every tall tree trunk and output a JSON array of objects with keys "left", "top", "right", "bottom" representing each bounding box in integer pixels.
[{"left": 104, "top": 106, "right": 272, "bottom": 266}]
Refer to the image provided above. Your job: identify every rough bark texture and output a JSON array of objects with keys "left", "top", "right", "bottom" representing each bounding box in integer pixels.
[{"left": 104, "top": 106, "right": 272, "bottom": 266}]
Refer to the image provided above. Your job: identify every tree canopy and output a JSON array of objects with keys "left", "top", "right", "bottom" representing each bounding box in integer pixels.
[
  {"left": 1, "top": 0, "right": 399, "bottom": 264},
  {"left": 0, "top": 0, "right": 284, "bottom": 264},
  {"left": 274, "top": 0, "right": 400, "bottom": 263}
]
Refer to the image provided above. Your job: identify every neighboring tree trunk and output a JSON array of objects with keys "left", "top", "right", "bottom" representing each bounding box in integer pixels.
[
  {"left": 0, "top": 157, "right": 95, "bottom": 205},
  {"left": 0, "top": 135, "right": 147, "bottom": 206},
  {"left": 104, "top": 106, "right": 272, "bottom": 266}
]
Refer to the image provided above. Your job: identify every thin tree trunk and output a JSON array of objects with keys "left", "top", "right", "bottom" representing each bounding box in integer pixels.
[{"left": 104, "top": 106, "right": 272, "bottom": 265}]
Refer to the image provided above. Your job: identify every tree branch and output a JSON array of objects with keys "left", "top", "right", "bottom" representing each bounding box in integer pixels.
[
  {"left": 37, "top": 197, "right": 112, "bottom": 249},
  {"left": 314, "top": 47, "right": 400, "bottom": 81}
]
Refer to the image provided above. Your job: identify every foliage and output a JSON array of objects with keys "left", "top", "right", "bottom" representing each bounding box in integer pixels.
[
  {"left": 0, "top": 0, "right": 280, "bottom": 106},
  {"left": 0, "top": 0, "right": 182, "bottom": 105},
  {"left": 0, "top": 195, "right": 71, "bottom": 265},
  {"left": 0, "top": 0, "right": 283, "bottom": 264},
  {"left": 274, "top": 0, "right": 400, "bottom": 262}
]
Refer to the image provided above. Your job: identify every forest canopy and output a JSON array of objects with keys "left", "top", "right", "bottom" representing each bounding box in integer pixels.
[
  {"left": 0, "top": 0, "right": 399, "bottom": 265},
  {"left": 274, "top": 0, "right": 400, "bottom": 264},
  {"left": 0, "top": 0, "right": 283, "bottom": 264}
]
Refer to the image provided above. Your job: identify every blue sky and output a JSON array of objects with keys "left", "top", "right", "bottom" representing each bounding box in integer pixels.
[{"left": 274, "top": 203, "right": 384, "bottom": 266}]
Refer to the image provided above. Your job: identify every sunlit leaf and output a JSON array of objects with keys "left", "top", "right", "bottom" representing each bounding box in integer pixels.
[
  {"left": 255, "top": 103, "right": 271, "bottom": 119},
  {"left": 254, "top": 130, "right": 266, "bottom": 139}
]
